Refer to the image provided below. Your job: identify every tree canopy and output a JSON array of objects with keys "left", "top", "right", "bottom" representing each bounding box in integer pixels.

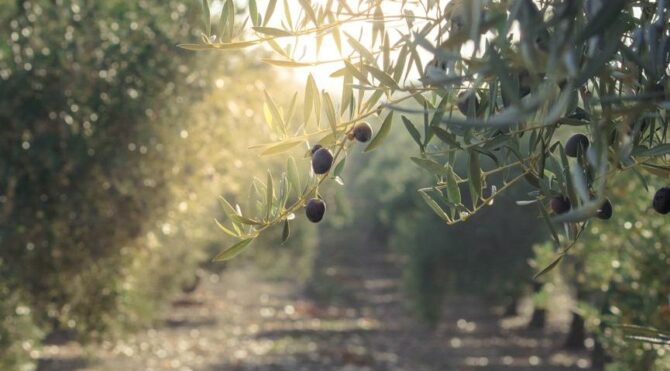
[{"left": 184, "top": 0, "right": 669, "bottom": 277}]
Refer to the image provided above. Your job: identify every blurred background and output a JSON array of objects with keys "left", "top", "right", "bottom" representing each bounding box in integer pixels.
[{"left": 2, "top": 1, "right": 670, "bottom": 370}]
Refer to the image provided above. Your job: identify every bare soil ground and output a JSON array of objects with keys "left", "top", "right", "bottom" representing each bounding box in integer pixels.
[{"left": 37, "top": 234, "right": 591, "bottom": 371}]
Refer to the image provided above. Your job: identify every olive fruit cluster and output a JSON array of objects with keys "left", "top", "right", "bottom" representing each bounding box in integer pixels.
[
  {"left": 548, "top": 133, "right": 612, "bottom": 220},
  {"left": 305, "top": 123, "right": 374, "bottom": 223}
]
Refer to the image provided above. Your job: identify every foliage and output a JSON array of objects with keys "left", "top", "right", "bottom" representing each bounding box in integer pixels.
[
  {"left": 537, "top": 174, "right": 670, "bottom": 369},
  {"left": 0, "top": 0, "right": 210, "bottom": 334},
  {"left": 346, "top": 127, "right": 544, "bottom": 322},
  {"left": 185, "top": 0, "right": 669, "bottom": 278},
  {"left": 0, "top": 279, "right": 42, "bottom": 371},
  {"left": 0, "top": 0, "right": 308, "bottom": 366}
]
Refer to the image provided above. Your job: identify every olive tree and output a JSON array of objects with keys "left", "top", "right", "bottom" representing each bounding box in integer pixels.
[{"left": 186, "top": 0, "right": 668, "bottom": 278}]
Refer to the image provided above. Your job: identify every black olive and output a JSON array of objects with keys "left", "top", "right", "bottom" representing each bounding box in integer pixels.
[
  {"left": 653, "top": 187, "right": 670, "bottom": 214},
  {"left": 305, "top": 198, "right": 326, "bottom": 223},
  {"left": 565, "top": 134, "right": 590, "bottom": 158},
  {"left": 352, "top": 122, "right": 373, "bottom": 143},
  {"left": 596, "top": 199, "right": 613, "bottom": 220},
  {"left": 550, "top": 195, "right": 571, "bottom": 215},
  {"left": 311, "top": 148, "right": 334, "bottom": 175}
]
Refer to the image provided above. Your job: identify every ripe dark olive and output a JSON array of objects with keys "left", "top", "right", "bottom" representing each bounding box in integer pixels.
[
  {"left": 565, "top": 134, "right": 590, "bottom": 158},
  {"left": 550, "top": 196, "right": 571, "bottom": 215},
  {"left": 305, "top": 198, "right": 326, "bottom": 223},
  {"left": 310, "top": 144, "right": 323, "bottom": 156},
  {"left": 457, "top": 91, "right": 480, "bottom": 118},
  {"left": 311, "top": 148, "right": 334, "bottom": 175},
  {"left": 567, "top": 107, "right": 590, "bottom": 121},
  {"left": 596, "top": 199, "right": 613, "bottom": 220},
  {"left": 653, "top": 187, "right": 670, "bottom": 214},
  {"left": 352, "top": 122, "right": 373, "bottom": 143}
]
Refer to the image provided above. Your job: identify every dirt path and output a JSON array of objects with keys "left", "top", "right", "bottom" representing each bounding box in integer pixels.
[{"left": 37, "top": 233, "right": 591, "bottom": 370}]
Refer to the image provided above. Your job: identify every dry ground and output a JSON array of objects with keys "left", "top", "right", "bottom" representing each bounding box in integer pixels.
[{"left": 37, "top": 234, "right": 591, "bottom": 371}]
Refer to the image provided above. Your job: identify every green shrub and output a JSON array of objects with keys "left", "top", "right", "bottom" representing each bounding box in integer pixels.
[
  {"left": 533, "top": 174, "right": 670, "bottom": 369},
  {"left": 0, "top": 0, "right": 304, "bottom": 362},
  {"left": 0, "top": 276, "right": 42, "bottom": 371}
]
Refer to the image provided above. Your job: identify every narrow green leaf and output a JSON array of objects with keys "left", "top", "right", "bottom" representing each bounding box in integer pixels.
[
  {"left": 225, "top": 0, "right": 235, "bottom": 41},
  {"left": 621, "top": 325, "right": 670, "bottom": 345},
  {"left": 363, "top": 89, "right": 384, "bottom": 112},
  {"left": 411, "top": 157, "right": 448, "bottom": 175},
  {"left": 345, "top": 33, "right": 375, "bottom": 61},
  {"left": 213, "top": 238, "right": 254, "bottom": 262},
  {"left": 533, "top": 254, "right": 564, "bottom": 279},
  {"left": 401, "top": 116, "right": 423, "bottom": 151},
  {"left": 323, "top": 92, "right": 337, "bottom": 133},
  {"left": 468, "top": 150, "right": 481, "bottom": 209},
  {"left": 216, "top": 0, "right": 235, "bottom": 42},
  {"left": 285, "top": 92, "right": 298, "bottom": 125},
  {"left": 432, "top": 126, "right": 461, "bottom": 148},
  {"left": 343, "top": 60, "right": 369, "bottom": 84},
  {"left": 219, "top": 196, "right": 239, "bottom": 220},
  {"left": 366, "top": 64, "right": 399, "bottom": 90},
  {"left": 393, "top": 45, "right": 408, "bottom": 82},
  {"left": 635, "top": 144, "right": 670, "bottom": 157},
  {"left": 260, "top": 139, "right": 303, "bottom": 156},
  {"left": 382, "top": 32, "right": 390, "bottom": 71},
  {"left": 249, "top": 0, "right": 260, "bottom": 26},
  {"left": 445, "top": 166, "right": 461, "bottom": 205},
  {"left": 263, "top": 0, "right": 278, "bottom": 26},
  {"left": 333, "top": 157, "right": 346, "bottom": 177},
  {"left": 430, "top": 93, "right": 450, "bottom": 127},
  {"left": 297, "top": 0, "right": 318, "bottom": 26},
  {"left": 419, "top": 190, "right": 451, "bottom": 222},
  {"left": 261, "top": 59, "right": 314, "bottom": 67},
  {"left": 340, "top": 73, "right": 353, "bottom": 115},
  {"left": 365, "top": 111, "right": 393, "bottom": 152},
  {"left": 263, "top": 90, "right": 286, "bottom": 132},
  {"left": 218, "top": 0, "right": 229, "bottom": 40},
  {"left": 180, "top": 40, "right": 260, "bottom": 50},
  {"left": 281, "top": 219, "right": 290, "bottom": 243},
  {"left": 283, "top": 0, "right": 293, "bottom": 29},
  {"left": 538, "top": 202, "right": 561, "bottom": 248},
  {"left": 303, "top": 74, "right": 315, "bottom": 124},
  {"left": 233, "top": 215, "right": 265, "bottom": 226},
  {"left": 177, "top": 43, "right": 215, "bottom": 51},
  {"left": 253, "top": 26, "right": 293, "bottom": 37},
  {"left": 287, "top": 156, "right": 301, "bottom": 196},
  {"left": 215, "top": 219, "right": 239, "bottom": 238},
  {"left": 423, "top": 101, "right": 432, "bottom": 146},
  {"left": 201, "top": 0, "right": 211, "bottom": 35},
  {"left": 266, "top": 171, "right": 274, "bottom": 220},
  {"left": 309, "top": 75, "right": 321, "bottom": 127}
]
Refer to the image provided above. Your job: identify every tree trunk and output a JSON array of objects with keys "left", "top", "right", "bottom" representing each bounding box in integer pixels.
[
  {"left": 591, "top": 339, "right": 607, "bottom": 371},
  {"left": 527, "top": 282, "right": 545, "bottom": 329},
  {"left": 503, "top": 296, "right": 519, "bottom": 317},
  {"left": 528, "top": 308, "right": 546, "bottom": 329},
  {"left": 565, "top": 288, "right": 587, "bottom": 349},
  {"left": 564, "top": 312, "right": 586, "bottom": 349}
]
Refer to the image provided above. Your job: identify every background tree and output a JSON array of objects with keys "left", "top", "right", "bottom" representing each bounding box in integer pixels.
[{"left": 0, "top": 0, "right": 317, "bottom": 368}]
